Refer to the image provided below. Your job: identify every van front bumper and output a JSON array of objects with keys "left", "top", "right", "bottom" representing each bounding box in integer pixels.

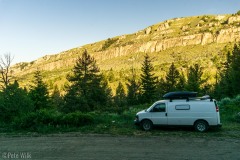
[
  {"left": 134, "top": 119, "right": 140, "bottom": 125},
  {"left": 134, "top": 116, "right": 140, "bottom": 125}
]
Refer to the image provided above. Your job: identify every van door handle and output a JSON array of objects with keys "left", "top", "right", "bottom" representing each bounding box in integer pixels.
[{"left": 165, "top": 113, "right": 167, "bottom": 116}]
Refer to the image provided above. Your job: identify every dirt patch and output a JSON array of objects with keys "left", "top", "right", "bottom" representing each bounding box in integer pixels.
[{"left": 0, "top": 134, "right": 239, "bottom": 160}]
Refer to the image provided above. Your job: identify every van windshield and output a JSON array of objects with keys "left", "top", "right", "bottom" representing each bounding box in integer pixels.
[{"left": 146, "top": 103, "right": 157, "bottom": 112}]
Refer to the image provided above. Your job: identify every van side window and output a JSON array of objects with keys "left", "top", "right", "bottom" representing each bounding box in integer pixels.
[
  {"left": 152, "top": 103, "right": 166, "bottom": 112},
  {"left": 175, "top": 104, "right": 190, "bottom": 110}
]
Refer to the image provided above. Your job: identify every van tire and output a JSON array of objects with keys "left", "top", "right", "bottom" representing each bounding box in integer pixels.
[
  {"left": 141, "top": 120, "right": 153, "bottom": 131},
  {"left": 194, "top": 120, "right": 209, "bottom": 132}
]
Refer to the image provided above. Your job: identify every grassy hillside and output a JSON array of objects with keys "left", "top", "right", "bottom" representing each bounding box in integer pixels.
[{"left": 11, "top": 13, "right": 240, "bottom": 93}]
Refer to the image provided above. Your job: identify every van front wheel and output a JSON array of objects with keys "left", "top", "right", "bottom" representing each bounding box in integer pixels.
[
  {"left": 194, "top": 120, "right": 209, "bottom": 132},
  {"left": 141, "top": 120, "right": 153, "bottom": 131}
]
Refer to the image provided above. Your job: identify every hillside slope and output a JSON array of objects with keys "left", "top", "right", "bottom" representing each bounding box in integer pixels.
[{"left": 11, "top": 13, "right": 240, "bottom": 91}]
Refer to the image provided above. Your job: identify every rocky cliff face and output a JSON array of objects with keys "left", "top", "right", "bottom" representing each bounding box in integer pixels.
[
  {"left": 95, "top": 15, "right": 240, "bottom": 60},
  {"left": 93, "top": 29, "right": 240, "bottom": 62},
  {"left": 11, "top": 13, "right": 240, "bottom": 77}
]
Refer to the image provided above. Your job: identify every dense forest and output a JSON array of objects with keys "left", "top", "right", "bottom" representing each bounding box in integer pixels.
[{"left": 0, "top": 43, "right": 240, "bottom": 132}]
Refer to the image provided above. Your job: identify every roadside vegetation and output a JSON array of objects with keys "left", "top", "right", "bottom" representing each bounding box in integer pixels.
[{"left": 0, "top": 43, "right": 240, "bottom": 138}]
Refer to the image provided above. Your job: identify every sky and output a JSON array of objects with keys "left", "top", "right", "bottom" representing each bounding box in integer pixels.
[{"left": 0, "top": 0, "right": 240, "bottom": 64}]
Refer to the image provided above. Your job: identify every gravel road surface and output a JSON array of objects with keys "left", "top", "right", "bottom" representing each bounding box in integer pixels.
[{"left": 0, "top": 134, "right": 239, "bottom": 160}]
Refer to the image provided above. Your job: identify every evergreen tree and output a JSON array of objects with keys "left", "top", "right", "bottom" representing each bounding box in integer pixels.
[
  {"left": 63, "top": 84, "right": 88, "bottom": 113},
  {"left": 229, "top": 44, "right": 240, "bottom": 96},
  {"left": 186, "top": 64, "right": 204, "bottom": 94},
  {"left": 63, "top": 50, "right": 112, "bottom": 113},
  {"left": 157, "top": 69, "right": 186, "bottom": 99},
  {"left": 50, "top": 85, "right": 63, "bottom": 108},
  {"left": 107, "top": 68, "right": 115, "bottom": 82},
  {"left": 0, "top": 80, "right": 34, "bottom": 122},
  {"left": 157, "top": 77, "right": 167, "bottom": 99},
  {"left": 140, "top": 54, "right": 157, "bottom": 103},
  {"left": 236, "top": 10, "right": 240, "bottom": 15},
  {"left": 114, "top": 82, "right": 127, "bottom": 109},
  {"left": 91, "top": 75, "right": 113, "bottom": 111},
  {"left": 29, "top": 70, "right": 50, "bottom": 110},
  {"left": 216, "top": 44, "right": 240, "bottom": 98},
  {"left": 176, "top": 71, "right": 186, "bottom": 91},
  {"left": 164, "top": 63, "right": 180, "bottom": 92},
  {"left": 218, "top": 51, "right": 233, "bottom": 98},
  {"left": 126, "top": 68, "right": 140, "bottom": 105},
  {"left": 213, "top": 69, "right": 220, "bottom": 99}
]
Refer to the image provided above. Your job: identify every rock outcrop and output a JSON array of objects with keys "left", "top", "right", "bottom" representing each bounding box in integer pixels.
[{"left": 228, "top": 15, "right": 240, "bottom": 24}]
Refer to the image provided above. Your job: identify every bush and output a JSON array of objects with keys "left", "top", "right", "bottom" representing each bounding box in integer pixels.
[
  {"left": 61, "top": 112, "right": 94, "bottom": 126},
  {"left": 232, "top": 95, "right": 240, "bottom": 105},
  {"left": 218, "top": 96, "right": 240, "bottom": 111},
  {"left": 12, "top": 110, "right": 94, "bottom": 130},
  {"left": 237, "top": 10, "right": 240, "bottom": 15},
  {"left": 218, "top": 97, "right": 231, "bottom": 107},
  {"left": 233, "top": 112, "right": 240, "bottom": 123},
  {"left": 218, "top": 95, "right": 240, "bottom": 123},
  {"left": 101, "top": 38, "right": 118, "bottom": 50},
  {"left": 13, "top": 109, "right": 58, "bottom": 130},
  {"left": 13, "top": 112, "right": 37, "bottom": 130}
]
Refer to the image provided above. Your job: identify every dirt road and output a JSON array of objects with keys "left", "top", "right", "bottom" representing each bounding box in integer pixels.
[{"left": 0, "top": 134, "right": 239, "bottom": 160}]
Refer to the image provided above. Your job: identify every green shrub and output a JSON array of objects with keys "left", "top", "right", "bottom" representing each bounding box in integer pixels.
[
  {"left": 218, "top": 95, "right": 240, "bottom": 123},
  {"left": 12, "top": 110, "right": 94, "bottom": 130},
  {"left": 13, "top": 109, "right": 59, "bottom": 130},
  {"left": 35, "top": 109, "right": 56, "bottom": 125},
  {"left": 101, "top": 38, "right": 118, "bottom": 50},
  {"left": 234, "top": 112, "right": 240, "bottom": 123},
  {"left": 237, "top": 10, "right": 240, "bottom": 15},
  {"left": 13, "top": 112, "right": 37, "bottom": 130},
  {"left": 219, "top": 96, "right": 240, "bottom": 110},
  {"left": 232, "top": 95, "right": 240, "bottom": 105},
  {"left": 62, "top": 112, "right": 94, "bottom": 126}
]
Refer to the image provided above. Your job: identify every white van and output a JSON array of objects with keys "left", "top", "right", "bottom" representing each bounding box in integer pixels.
[{"left": 134, "top": 92, "right": 222, "bottom": 132}]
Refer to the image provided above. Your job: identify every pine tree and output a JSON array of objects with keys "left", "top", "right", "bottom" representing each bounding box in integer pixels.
[
  {"left": 140, "top": 54, "right": 157, "bottom": 103},
  {"left": 126, "top": 68, "right": 140, "bottom": 105},
  {"left": 157, "top": 77, "right": 167, "bottom": 99},
  {"left": 50, "top": 85, "right": 63, "bottom": 108},
  {"left": 164, "top": 63, "right": 180, "bottom": 92},
  {"left": 114, "top": 82, "right": 127, "bottom": 110},
  {"left": 186, "top": 64, "right": 204, "bottom": 94},
  {"left": 229, "top": 44, "right": 240, "bottom": 96},
  {"left": 63, "top": 50, "right": 112, "bottom": 112},
  {"left": 216, "top": 44, "right": 240, "bottom": 99},
  {"left": 216, "top": 51, "right": 232, "bottom": 98},
  {"left": 107, "top": 68, "right": 115, "bottom": 82},
  {"left": 176, "top": 71, "right": 186, "bottom": 91},
  {"left": 29, "top": 70, "right": 50, "bottom": 110}
]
